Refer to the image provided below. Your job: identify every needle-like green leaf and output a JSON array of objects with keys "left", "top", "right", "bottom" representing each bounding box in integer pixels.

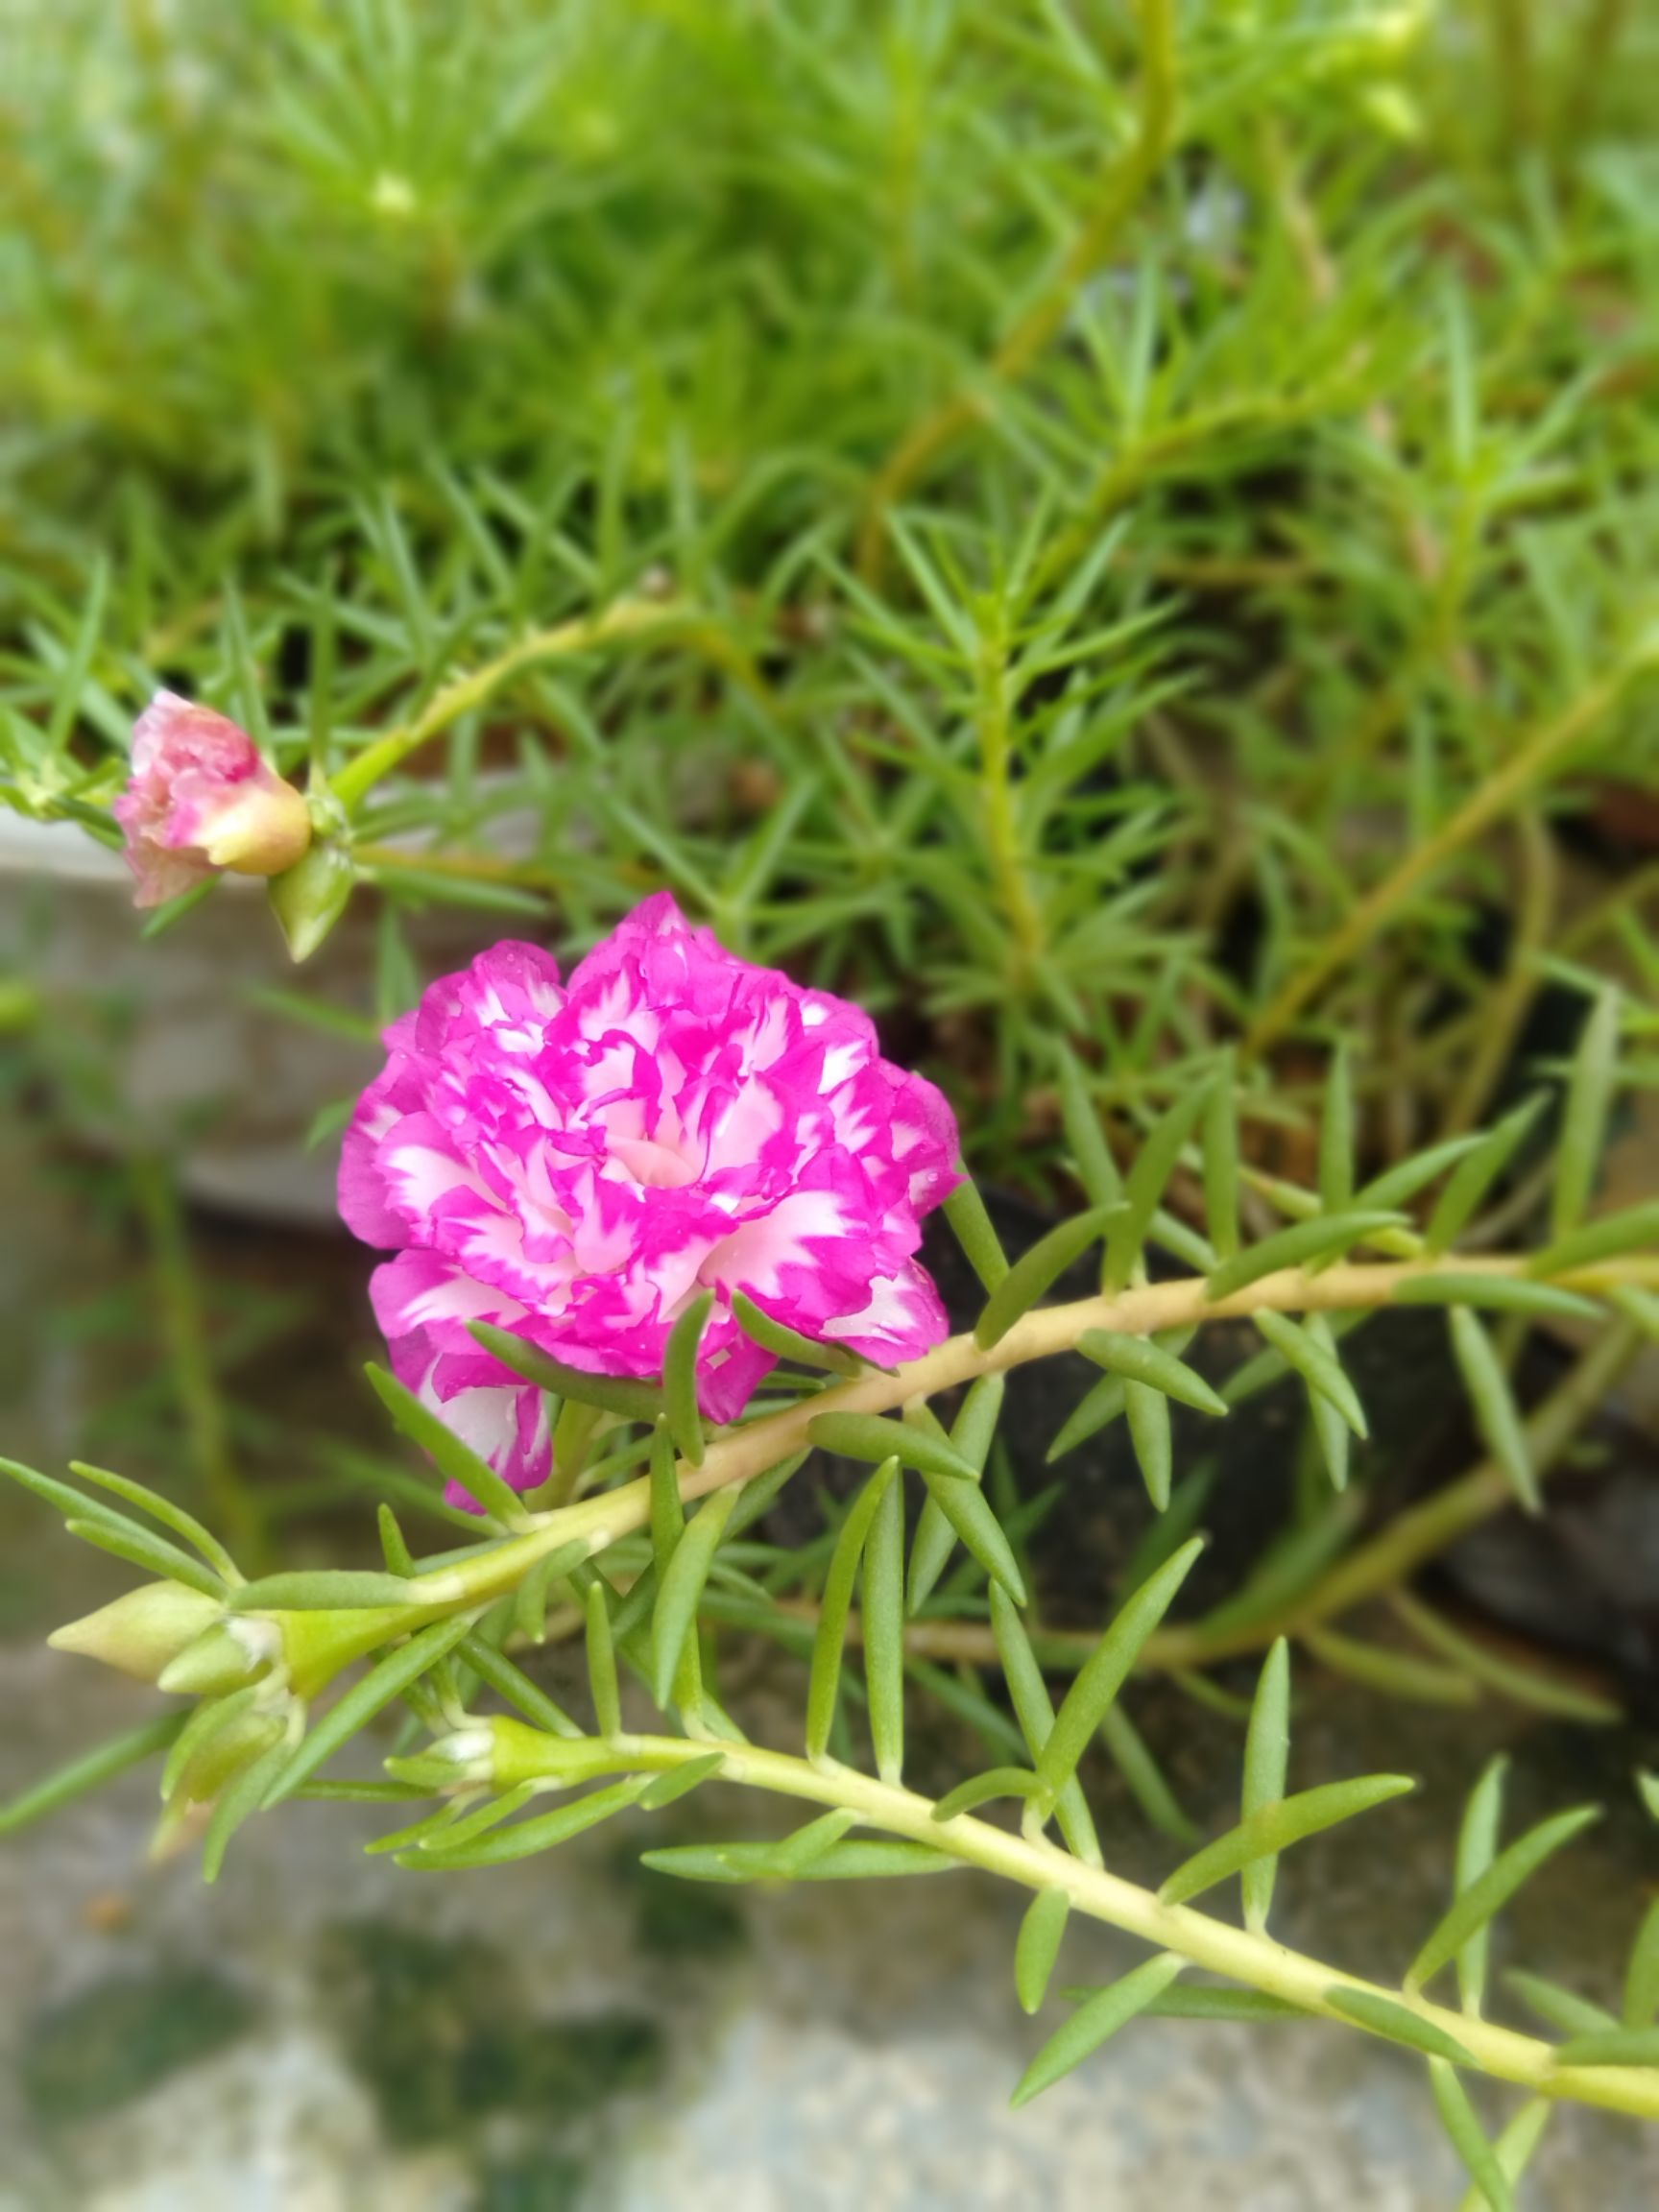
[
  {"left": 1391, "top": 1275, "right": 1599, "bottom": 1322},
  {"left": 1526, "top": 1202, "right": 1659, "bottom": 1282},
  {"left": 1503, "top": 1968, "right": 1618, "bottom": 2038},
  {"left": 1551, "top": 984, "right": 1621, "bottom": 1240},
  {"left": 469, "top": 1323, "right": 663, "bottom": 1421},
  {"left": 1406, "top": 1805, "right": 1600, "bottom": 1995},
  {"left": 1250, "top": 1310, "right": 1368, "bottom": 1437},
  {"left": 1391, "top": 1592, "right": 1619, "bottom": 1724},
  {"left": 1318, "top": 1043, "right": 1354, "bottom": 1213},
  {"left": 1137, "top": 1985, "right": 1306, "bottom": 2023},
  {"left": 1124, "top": 1380, "right": 1172, "bottom": 1510},
  {"left": 1204, "top": 1211, "right": 1404, "bottom": 1301},
  {"left": 1355, "top": 1133, "right": 1486, "bottom": 1214},
  {"left": 639, "top": 1752, "right": 727, "bottom": 1810},
  {"left": 1425, "top": 1096, "right": 1547, "bottom": 1255},
  {"left": 640, "top": 1837, "right": 955, "bottom": 1884},
  {"left": 931, "top": 1766, "right": 1046, "bottom": 1821},
  {"left": 1037, "top": 1538, "right": 1204, "bottom": 1807},
  {"left": 366, "top": 1361, "right": 528, "bottom": 1524},
  {"left": 0, "top": 1713, "right": 186, "bottom": 1838},
  {"left": 201, "top": 1742, "right": 290, "bottom": 1884},
  {"left": 807, "top": 1411, "right": 979, "bottom": 1484},
  {"left": 943, "top": 1177, "right": 1010, "bottom": 1292},
  {"left": 67, "top": 1462, "right": 241, "bottom": 1584},
  {"left": 1624, "top": 1899, "right": 1659, "bottom": 2031},
  {"left": 228, "top": 1570, "right": 423, "bottom": 1611},
  {"left": 989, "top": 1586, "right": 1101, "bottom": 1868},
  {"left": 863, "top": 1455, "right": 905, "bottom": 1783},
  {"left": 1429, "top": 2057, "right": 1515, "bottom": 2212},
  {"left": 806, "top": 1457, "right": 900, "bottom": 1760},
  {"left": 1055, "top": 1045, "right": 1122, "bottom": 1212},
  {"left": 653, "top": 1486, "right": 740, "bottom": 1709},
  {"left": 662, "top": 1292, "right": 712, "bottom": 1465},
  {"left": 1010, "top": 1954, "right": 1185, "bottom": 2106},
  {"left": 1453, "top": 1756, "right": 1507, "bottom": 2016},
  {"left": 1454, "top": 2102, "right": 1551, "bottom": 2212},
  {"left": 1015, "top": 1889, "right": 1070, "bottom": 2015},
  {"left": 730, "top": 1291, "right": 864, "bottom": 1376},
  {"left": 918, "top": 1465, "right": 1026, "bottom": 1605},
  {"left": 974, "top": 1201, "right": 1123, "bottom": 1348},
  {"left": 65, "top": 1518, "right": 227, "bottom": 1601},
  {"left": 1241, "top": 1639, "right": 1290, "bottom": 1934},
  {"left": 1201, "top": 1050, "right": 1240, "bottom": 1261},
  {"left": 1096, "top": 1701, "right": 1198, "bottom": 1842},
  {"left": 457, "top": 1632, "right": 583, "bottom": 1740},
  {"left": 1160, "top": 1774, "right": 1415, "bottom": 1906},
  {"left": 1447, "top": 1308, "right": 1539, "bottom": 1513},
  {"left": 909, "top": 1376, "right": 1004, "bottom": 1609},
  {"left": 514, "top": 1539, "right": 592, "bottom": 1647},
  {"left": 649, "top": 1421, "right": 685, "bottom": 1577},
  {"left": 1554, "top": 2028, "right": 1659, "bottom": 2068},
  {"left": 584, "top": 1579, "right": 621, "bottom": 1738},
  {"left": 405, "top": 1776, "right": 652, "bottom": 1869},
  {"left": 1104, "top": 1089, "right": 1209, "bottom": 1293},
  {"left": 1323, "top": 1987, "right": 1472, "bottom": 2065},
  {"left": 1302, "top": 1627, "right": 1477, "bottom": 1707},
  {"left": 1046, "top": 1372, "right": 1128, "bottom": 1463},
  {"left": 1077, "top": 1330, "right": 1227, "bottom": 1416}
]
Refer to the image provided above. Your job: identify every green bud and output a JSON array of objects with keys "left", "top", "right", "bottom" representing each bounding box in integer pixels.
[
  {"left": 157, "top": 1618, "right": 281, "bottom": 1697},
  {"left": 268, "top": 838, "right": 353, "bottom": 963},
  {"left": 173, "top": 1701, "right": 289, "bottom": 1805},
  {"left": 384, "top": 1726, "right": 498, "bottom": 1793},
  {"left": 49, "top": 1582, "right": 223, "bottom": 1683},
  {"left": 275, "top": 1604, "right": 443, "bottom": 1699}
]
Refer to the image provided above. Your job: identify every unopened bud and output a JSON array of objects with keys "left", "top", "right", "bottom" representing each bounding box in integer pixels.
[
  {"left": 49, "top": 1582, "right": 222, "bottom": 1683},
  {"left": 157, "top": 1617, "right": 281, "bottom": 1697},
  {"left": 383, "top": 1725, "right": 497, "bottom": 1794},
  {"left": 114, "top": 691, "right": 312, "bottom": 908},
  {"left": 268, "top": 839, "right": 353, "bottom": 963},
  {"left": 172, "top": 1701, "right": 289, "bottom": 1806}
]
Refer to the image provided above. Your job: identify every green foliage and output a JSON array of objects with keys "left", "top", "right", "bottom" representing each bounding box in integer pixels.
[{"left": 5, "top": 0, "right": 1659, "bottom": 2187}]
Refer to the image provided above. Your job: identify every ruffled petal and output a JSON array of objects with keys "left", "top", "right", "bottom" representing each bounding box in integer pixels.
[{"left": 340, "top": 896, "right": 960, "bottom": 1447}]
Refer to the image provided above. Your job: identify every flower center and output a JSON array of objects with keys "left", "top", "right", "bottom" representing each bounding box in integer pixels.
[{"left": 608, "top": 1132, "right": 700, "bottom": 1189}]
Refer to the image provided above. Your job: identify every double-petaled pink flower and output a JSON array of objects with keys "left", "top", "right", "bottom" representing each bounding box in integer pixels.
[
  {"left": 114, "top": 691, "right": 312, "bottom": 908},
  {"left": 340, "top": 895, "right": 959, "bottom": 1499}
]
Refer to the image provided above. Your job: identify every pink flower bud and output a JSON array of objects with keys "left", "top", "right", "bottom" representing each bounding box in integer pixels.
[{"left": 114, "top": 689, "right": 312, "bottom": 908}]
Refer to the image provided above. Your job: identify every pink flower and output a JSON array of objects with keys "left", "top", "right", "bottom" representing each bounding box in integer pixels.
[
  {"left": 340, "top": 895, "right": 959, "bottom": 1502},
  {"left": 114, "top": 690, "right": 312, "bottom": 908}
]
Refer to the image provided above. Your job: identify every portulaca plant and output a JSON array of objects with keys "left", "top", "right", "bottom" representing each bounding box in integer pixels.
[
  {"left": 2, "top": 12, "right": 1657, "bottom": 2195},
  {"left": 7, "top": 704, "right": 1659, "bottom": 2207}
]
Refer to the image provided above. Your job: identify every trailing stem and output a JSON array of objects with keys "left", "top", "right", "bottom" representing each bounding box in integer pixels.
[
  {"left": 462, "top": 1726, "right": 1659, "bottom": 2123},
  {"left": 362, "top": 1253, "right": 1655, "bottom": 1640},
  {"left": 328, "top": 597, "right": 723, "bottom": 811}
]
